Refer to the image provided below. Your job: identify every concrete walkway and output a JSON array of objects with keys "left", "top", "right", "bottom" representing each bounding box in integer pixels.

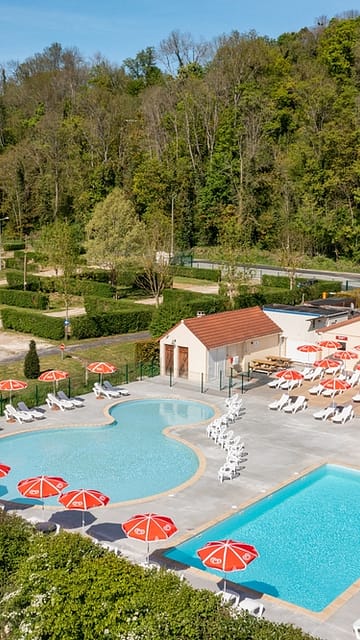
[{"left": 1, "top": 376, "right": 359, "bottom": 640}]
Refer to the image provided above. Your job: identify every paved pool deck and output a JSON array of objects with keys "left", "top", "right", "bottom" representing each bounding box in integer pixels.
[{"left": 1, "top": 374, "right": 360, "bottom": 640}]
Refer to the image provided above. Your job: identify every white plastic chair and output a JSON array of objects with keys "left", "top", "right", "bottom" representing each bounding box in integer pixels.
[
  {"left": 235, "top": 598, "right": 265, "bottom": 618},
  {"left": 283, "top": 396, "right": 307, "bottom": 414},
  {"left": 332, "top": 405, "right": 354, "bottom": 423}
]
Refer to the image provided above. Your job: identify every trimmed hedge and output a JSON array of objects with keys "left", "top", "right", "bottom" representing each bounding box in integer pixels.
[
  {"left": 6, "top": 270, "right": 57, "bottom": 292},
  {"left": 71, "top": 308, "right": 153, "bottom": 339},
  {"left": 1, "top": 308, "right": 64, "bottom": 339},
  {"left": 162, "top": 288, "right": 226, "bottom": 314},
  {"left": 170, "top": 265, "right": 221, "bottom": 282},
  {"left": 3, "top": 241, "right": 25, "bottom": 251},
  {"left": 135, "top": 338, "right": 159, "bottom": 363},
  {"left": 0, "top": 288, "right": 49, "bottom": 310},
  {"left": 84, "top": 295, "right": 154, "bottom": 315}
]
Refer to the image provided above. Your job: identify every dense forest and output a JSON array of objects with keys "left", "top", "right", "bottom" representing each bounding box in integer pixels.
[{"left": 1, "top": 12, "right": 360, "bottom": 262}]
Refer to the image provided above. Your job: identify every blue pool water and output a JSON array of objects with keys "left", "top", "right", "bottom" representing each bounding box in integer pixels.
[
  {"left": 0, "top": 399, "right": 213, "bottom": 504},
  {"left": 165, "top": 464, "right": 360, "bottom": 612}
]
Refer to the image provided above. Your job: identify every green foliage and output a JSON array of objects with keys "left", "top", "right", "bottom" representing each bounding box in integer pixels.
[
  {"left": 83, "top": 295, "right": 153, "bottom": 315},
  {"left": 135, "top": 338, "right": 159, "bottom": 363},
  {"left": 0, "top": 517, "right": 321, "bottom": 640},
  {"left": 71, "top": 308, "right": 153, "bottom": 339},
  {"left": 262, "top": 274, "right": 291, "bottom": 288},
  {"left": 3, "top": 241, "right": 25, "bottom": 251},
  {"left": 23, "top": 339, "right": 40, "bottom": 378},
  {"left": 0, "top": 512, "right": 32, "bottom": 581},
  {"left": 6, "top": 270, "right": 57, "bottom": 292},
  {"left": 1, "top": 308, "right": 64, "bottom": 340},
  {"left": 171, "top": 266, "right": 221, "bottom": 282},
  {"left": 0, "top": 288, "right": 49, "bottom": 310}
]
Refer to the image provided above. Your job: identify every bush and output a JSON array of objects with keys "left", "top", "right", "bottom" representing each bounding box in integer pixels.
[
  {"left": 3, "top": 240, "right": 25, "bottom": 251},
  {"left": 6, "top": 270, "right": 57, "bottom": 292},
  {"left": 135, "top": 339, "right": 159, "bottom": 364},
  {"left": 71, "top": 308, "right": 153, "bottom": 339},
  {"left": 0, "top": 288, "right": 49, "bottom": 310},
  {"left": 23, "top": 339, "right": 40, "bottom": 378},
  {"left": 171, "top": 265, "right": 221, "bottom": 282},
  {"left": 83, "top": 295, "right": 154, "bottom": 315},
  {"left": 1, "top": 307, "right": 64, "bottom": 339}
]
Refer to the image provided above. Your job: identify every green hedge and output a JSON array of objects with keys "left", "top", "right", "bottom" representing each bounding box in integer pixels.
[
  {"left": 84, "top": 295, "right": 154, "bottom": 315},
  {"left": 71, "top": 308, "right": 153, "bottom": 339},
  {"left": 162, "top": 288, "right": 226, "bottom": 314},
  {"left": 6, "top": 270, "right": 57, "bottom": 292},
  {"left": 171, "top": 265, "right": 221, "bottom": 282},
  {"left": 261, "top": 274, "right": 291, "bottom": 288},
  {"left": 77, "top": 269, "right": 112, "bottom": 283},
  {"left": 1, "top": 308, "right": 64, "bottom": 339},
  {"left": 0, "top": 288, "right": 49, "bottom": 310},
  {"left": 3, "top": 240, "right": 25, "bottom": 251}
]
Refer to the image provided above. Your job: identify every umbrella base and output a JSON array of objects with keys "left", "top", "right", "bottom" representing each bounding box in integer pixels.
[
  {"left": 51, "top": 405, "right": 60, "bottom": 411},
  {"left": 6, "top": 418, "right": 16, "bottom": 423}
]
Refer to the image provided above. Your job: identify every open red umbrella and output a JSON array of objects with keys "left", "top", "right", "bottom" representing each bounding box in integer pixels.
[
  {"left": 122, "top": 513, "right": 178, "bottom": 562},
  {"left": 318, "top": 340, "right": 342, "bottom": 349},
  {"left": 275, "top": 369, "right": 303, "bottom": 381},
  {"left": 297, "top": 344, "right": 321, "bottom": 353},
  {"left": 38, "top": 370, "right": 69, "bottom": 393},
  {"left": 320, "top": 377, "right": 351, "bottom": 402},
  {"left": 59, "top": 489, "right": 110, "bottom": 529},
  {"left": 197, "top": 539, "right": 259, "bottom": 592},
  {"left": 0, "top": 463, "right": 11, "bottom": 478},
  {"left": 87, "top": 362, "right": 117, "bottom": 384},
  {"left": 17, "top": 475, "right": 68, "bottom": 513},
  {"left": 0, "top": 379, "right": 28, "bottom": 404},
  {"left": 313, "top": 358, "right": 340, "bottom": 370},
  {"left": 331, "top": 351, "right": 358, "bottom": 361}
]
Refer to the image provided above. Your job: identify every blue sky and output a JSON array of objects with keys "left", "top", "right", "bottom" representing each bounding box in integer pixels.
[{"left": 0, "top": 0, "right": 356, "bottom": 67}]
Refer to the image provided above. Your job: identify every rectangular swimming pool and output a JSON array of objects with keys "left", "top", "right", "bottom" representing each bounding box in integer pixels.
[{"left": 165, "top": 464, "right": 360, "bottom": 612}]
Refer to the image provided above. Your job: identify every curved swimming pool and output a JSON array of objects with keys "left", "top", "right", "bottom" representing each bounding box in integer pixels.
[{"left": 0, "top": 399, "right": 214, "bottom": 505}]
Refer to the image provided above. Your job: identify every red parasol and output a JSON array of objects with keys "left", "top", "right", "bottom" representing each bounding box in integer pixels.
[
  {"left": 320, "top": 377, "right": 351, "bottom": 402},
  {"left": 87, "top": 362, "right": 117, "bottom": 384},
  {"left": 197, "top": 539, "right": 259, "bottom": 592},
  {"left": 17, "top": 475, "right": 68, "bottom": 513},
  {"left": 297, "top": 344, "right": 321, "bottom": 353},
  {"left": 331, "top": 351, "right": 358, "bottom": 361},
  {"left": 0, "top": 463, "right": 11, "bottom": 478},
  {"left": 122, "top": 513, "right": 178, "bottom": 562},
  {"left": 38, "top": 370, "right": 69, "bottom": 393},
  {"left": 0, "top": 379, "right": 28, "bottom": 404},
  {"left": 318, "top": 340, "right": 342, "bottom": 349},
  {"left": 313, "top": 359, "right": 340, "bottom": 370},
  {"left": 275, "top": 369, "right": 303, "bottom": 381},
  {"left": 59, "top": 488, "right": 110, "bottom": 529}
]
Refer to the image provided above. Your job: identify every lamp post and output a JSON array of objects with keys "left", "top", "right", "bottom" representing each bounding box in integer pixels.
[{"left": 0, "top": 216, "right": 9, "bottom": 271}]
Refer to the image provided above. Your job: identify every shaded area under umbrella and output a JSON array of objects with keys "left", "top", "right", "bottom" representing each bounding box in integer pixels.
[
  {"left": 0, "top": 379, "right": 28, "bottom": 405},
  {"left": 197, "top": 539, "right": 259, "bottom": 593},
  {"left": 58, "top": 488, "right": 110, "bottom": 529},
  {"left": 122, "top": 513, "right": 178, "bottom": 563}
]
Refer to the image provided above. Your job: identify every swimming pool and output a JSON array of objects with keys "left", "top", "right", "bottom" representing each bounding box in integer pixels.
[
  {"left": 165, "top": 464, "right": 360, "bottom": 612},
  {"left": 0, "top": 399, "right": 214, "bottom": 504}
]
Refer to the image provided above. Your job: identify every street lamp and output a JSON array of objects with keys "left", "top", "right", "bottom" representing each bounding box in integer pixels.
[{"left": 0, "top": 216, "right": 9, "bottom": 271}]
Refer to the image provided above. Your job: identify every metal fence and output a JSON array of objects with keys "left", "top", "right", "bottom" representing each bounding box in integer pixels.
[{"left": 0, "top": 360, "right": 160, "bottom": 416}]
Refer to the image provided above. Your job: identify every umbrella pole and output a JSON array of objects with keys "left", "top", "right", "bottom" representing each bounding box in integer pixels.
[
  {"left": 82, "top": 511, "right": 85, "bottom": 530},
  {"left": 224, "top": 573, "right": 227, "bottom": 593},
  {"left": 146, "top": 541, "right": 150, "bottom": 564}
]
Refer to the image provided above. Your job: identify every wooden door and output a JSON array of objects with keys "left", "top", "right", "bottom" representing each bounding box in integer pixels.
[
  {"left": 165, "top": 344, "right": 174, "bottom": 374},
  {"left": 178, "top": 346, "right": 189, "bottom": 378}
]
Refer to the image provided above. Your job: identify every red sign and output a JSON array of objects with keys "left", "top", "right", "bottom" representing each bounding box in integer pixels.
[
  {"left": 59, "top": 343, "right": 65, "bottom": 351},
  {"left": 335, "top": 335, "right": 348, "bottom": 341}
]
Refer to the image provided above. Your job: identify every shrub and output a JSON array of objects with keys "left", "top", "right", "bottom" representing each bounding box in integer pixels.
[
  {"left": 23, "top": 339, "right": 40, "bottom": 379},
  {"left": 0, "top": 288, "right": 49, "bottom": 309},
  {"left": 71, "top": 308, "right": 153, "bottom": 339},
  {"left": 1, "top": 308, "right": 64, "bottom": 339},
  {"left": 171, "top": 265, "right": 221, "bottom": 282}
]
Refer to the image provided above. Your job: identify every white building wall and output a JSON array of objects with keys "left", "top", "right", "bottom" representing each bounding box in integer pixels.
[
  {"left": 160, "top": 322, "right": 207, "bottom": 382},
  {"left": 263, "top": 309, "right": 323, "bottom": 363}
]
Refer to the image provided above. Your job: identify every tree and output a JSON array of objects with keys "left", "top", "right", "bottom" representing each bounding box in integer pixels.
[
  {"left": 136, "top": 214, "right": 173, "bottom": 306},
  {"left": 35, "top": 221, "right": 81, "bottom": 334},
  {"left": 85, "top": 187, "right": 145, "bottom": 284},
  {"left": 23, "top": 339, "right": 40, "bottom": 379}
]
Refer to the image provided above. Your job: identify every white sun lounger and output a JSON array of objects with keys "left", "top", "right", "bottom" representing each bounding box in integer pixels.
[
  {"left": 268, "top": 393, "right": 289, "bottom": 410},
  {"left": 103, "top": 380, "right": 130, "bottom": 396},
  {"left": 332, "top": 404, "right": 354, "bottom": 424},
  {"left": 17, "top": 401, "right": 46, "bottom": 420},
  {"left": 282, "top": 395, "right": 307, "bottom": 414},
  {"left": 4, "top": 404, "right": 34, "bottom": 424},
  {"left": 46, "top": 393, "right": 75, "bottom": 411},
  {"left": 57, "top": 390, "right": 85, "bottom": 408}
]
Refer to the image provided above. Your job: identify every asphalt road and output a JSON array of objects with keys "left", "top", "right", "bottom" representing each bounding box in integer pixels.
[{"left": 192, "top": 260, "right": 360, "bottom": 290}]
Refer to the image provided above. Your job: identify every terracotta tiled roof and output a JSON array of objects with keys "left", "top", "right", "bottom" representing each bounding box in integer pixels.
[{"left": 181, "top": 306, "right": 281, "bottom": 349}]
